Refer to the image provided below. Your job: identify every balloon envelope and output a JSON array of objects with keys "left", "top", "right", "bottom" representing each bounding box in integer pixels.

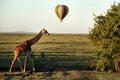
[{"left": 55, "top": 5, "right": 69, "bottom": 22}]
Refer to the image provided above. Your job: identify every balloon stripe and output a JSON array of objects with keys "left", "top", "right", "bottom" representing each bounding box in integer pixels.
[
  {"left": 59, "top": 5, "right": 63, "bottom": 20},
  {"left": 63, "top": 5, "right": 68, "bottom": 19},
  {"left": 55, "top": 5, "right": 59, "bottom": 19},
  {"left": 62, "top": 6, "right": 65, "bottom": 20},
  {"left": 62, "top": 6, "right": 66, "bottom": 19}
]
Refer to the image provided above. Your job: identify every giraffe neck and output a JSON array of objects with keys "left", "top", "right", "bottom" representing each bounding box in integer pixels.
[{"left": 29, "top": 31, "right": 43, "bottom": 45}]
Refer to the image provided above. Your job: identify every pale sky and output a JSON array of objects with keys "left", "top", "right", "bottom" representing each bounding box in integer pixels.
[{"left": 0, "top": 0, "right": 120, "bottom": 33}]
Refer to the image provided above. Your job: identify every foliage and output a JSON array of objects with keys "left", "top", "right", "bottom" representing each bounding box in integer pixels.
[{"left": 89, "top": 3, "right": 120, "bottom": 72}]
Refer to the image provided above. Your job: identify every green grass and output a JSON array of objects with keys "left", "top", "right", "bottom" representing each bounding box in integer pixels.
[
  {"left": 0, "top": 33, "right": 96, "bottom": 53},
  {"left": 0, "top": 53, "right": 94, "bottom": 70},
  {"left": 1, "top": 33, "right": 120, "bottom": 80}
]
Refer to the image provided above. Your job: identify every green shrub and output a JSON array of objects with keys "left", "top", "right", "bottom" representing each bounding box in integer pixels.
[{"left": 89, "top": 3, "right": 120, "bottom": 72}]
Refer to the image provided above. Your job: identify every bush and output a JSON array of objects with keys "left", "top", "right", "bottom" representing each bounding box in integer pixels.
[{"left": 89, "top": 3, "right": 120, "bottom": 72}]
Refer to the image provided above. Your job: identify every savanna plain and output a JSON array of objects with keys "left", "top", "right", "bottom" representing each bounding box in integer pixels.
[{"left": 0, "top": 33, "right": 120, "bottom": 80}]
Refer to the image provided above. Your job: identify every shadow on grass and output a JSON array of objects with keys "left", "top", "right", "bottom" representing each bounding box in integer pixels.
[
  {"left": 0, "top": 52, "right": 98, "bottom": 80},
  {"left": 0, "top": 52, "right": 95, "bottom": 72}
]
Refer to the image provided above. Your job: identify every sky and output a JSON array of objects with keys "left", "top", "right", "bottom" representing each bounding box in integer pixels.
[{"left": 0, "top": 0, "right": 120, "bottom": 33}]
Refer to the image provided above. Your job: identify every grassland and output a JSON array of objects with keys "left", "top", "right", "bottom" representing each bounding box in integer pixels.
[
  {"left": 0, "top": 33, "right": 95, "bottom": 53},
  {"left": 0, "top": 33, "right": 120, "bottom": 80}
]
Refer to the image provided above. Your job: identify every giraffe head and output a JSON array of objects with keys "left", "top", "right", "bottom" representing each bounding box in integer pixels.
[{"left": 41, "top": 28, "right": 50, "bottom": 35}]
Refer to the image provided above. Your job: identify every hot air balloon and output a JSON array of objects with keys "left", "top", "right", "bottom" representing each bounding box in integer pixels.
[{"left": 55, "top": 5, "right": 69, "bottom": 22}]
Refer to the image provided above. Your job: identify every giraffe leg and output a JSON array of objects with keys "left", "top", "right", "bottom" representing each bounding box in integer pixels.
[
  {"left": 29, "top": 54, "right": 35, "bottom": 71},
  {"left": 23, "top": 53, "right": 28, "bottom": 73},
  {"left": 17, "top": 57, "right": 23, "bottom": 72},
  {"left": 9, "top": 56, "right": 17, "bottom": 73}
]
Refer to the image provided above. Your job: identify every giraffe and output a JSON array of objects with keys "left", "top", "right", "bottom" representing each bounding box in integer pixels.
[{"left": 9, "top": 28, "right": 50, "bottom": 73}]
